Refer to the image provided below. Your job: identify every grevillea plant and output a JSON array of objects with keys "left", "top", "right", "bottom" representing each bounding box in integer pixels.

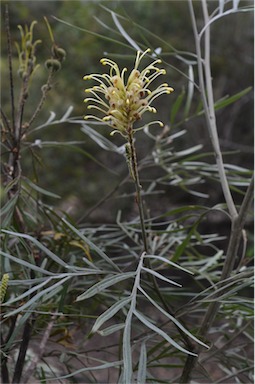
[{"left": 1, "top": 2, "right": 253, "bottom": 383}]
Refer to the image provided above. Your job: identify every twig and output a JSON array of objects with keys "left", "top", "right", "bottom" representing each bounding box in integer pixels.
[
  {"left": 12, "top": 316, "right": 35, "bottom": 384},
  {"left": 127, "top": 125, "right": 195, "bottom": 353},
  {"left": 215, "top": 366, "right": 253, "bottom": 384},
  {"left": 201, "top": 0, "right": 237, "bottom": 219},
  {"left": 179, "top": 2, "right": 253, "bottom": 382},
  {"left": 79, "top": 173, "right": 130, "bottom": 222},
  {"left": 189, "top": 0, "right": 237, "bottom": 219},
  {"left": 22, "top": 314, "right": 57, "bottom": 383},
  {"left": 28, "top": 71, "right": 53, "bottom": 128},
  {"left": 127, "top": 124, "right": 148, "bottom": 253},
  {"left": 15, "top": 77, "right": 29, "bottom": 143},
  {"left": 1, "top": 334, "right": 10, "bottom": 384},
  {"left": 5, "top": 5, "right": 15, "bottom": 136},
  {"left": 1, "top": 314, "right": 19, "bottom": 383},
  {"left": 221, "top": 173, "right": 254, "bottom": 280}
]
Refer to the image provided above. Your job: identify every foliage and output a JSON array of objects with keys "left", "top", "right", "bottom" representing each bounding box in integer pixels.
[{"left": 1, "top": 1, "right": 254, "bottom": 383}]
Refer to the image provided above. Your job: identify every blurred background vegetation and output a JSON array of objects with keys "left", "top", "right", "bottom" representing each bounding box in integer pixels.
[{"left": 1, "top": 0, "right": 253, "bottom": 223}]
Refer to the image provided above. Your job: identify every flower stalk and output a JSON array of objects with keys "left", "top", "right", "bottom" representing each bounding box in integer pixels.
[
  {"left": 126, "top": 124, "right": 148, "bottom": 253},
  {"left": 83, "top": 49, "right": 198, "bottom": 355},
  {"left": 84, "top": 49, "right": 174, "bottom": 253}
]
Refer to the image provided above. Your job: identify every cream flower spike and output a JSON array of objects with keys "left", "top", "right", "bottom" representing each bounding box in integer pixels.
[{"left": 84, "top": 49, "right": 174, "bottom": 137}]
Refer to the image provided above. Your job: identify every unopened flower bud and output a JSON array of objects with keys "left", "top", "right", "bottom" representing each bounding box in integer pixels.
[
  {"left": 45, "top": 58, "right": 61, "bottom": 72},
  {"left": 52, "top": 45, "right": 66, "bottom": 62}
]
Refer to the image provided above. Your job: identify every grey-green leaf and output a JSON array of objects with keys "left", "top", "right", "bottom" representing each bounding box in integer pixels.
[
  {"left": 76, "top": 272, "right": 135, "bottom": 301},
  {"left": 137, "top": 342, "right": 147, "bottom": 384},
  {"left": 4, "top": 276, "right": 71, "bottom": 318},
  {"left": 0, "top": 251, "right": 54, "bottom": 276},
  {"left": 142, "top": 267, "right": 182, "bottom": 287},
  {"left": 138, "top": 286, "right": 209, "bottom": 350},
  {"left": 134, "top": 309, "right": 197, "bottom": 356},
  {"left": 91, "top": 297, "right": 131, "bottom": 334},
  {"left": 98, "top": 323, "right": 125, "bottom": 336}
]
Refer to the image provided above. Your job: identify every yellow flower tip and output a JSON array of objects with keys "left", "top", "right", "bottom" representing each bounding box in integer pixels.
[
  {"left": 84, "top": 116, "right": 89, "bottom": 120},
  {"left": 103, "top": 116, "right": 111, "bottom": 121},
  {"left": 168, "top": 87, "right": 174, "bottom": 93},
  {"left": 83, "top": 75, "right": 91, "bottom": 80},
  {"left": 87, "top": 106, "right": 92, "bottom": 109},
  {"left": 159, "top": 121, "right": 164, "bottom": 127},
  {"left": 161, "top": 69, "right": 166, "bottom": 75},
  {"left": 148, "top": 106, "right": 157, "bottom": 113},
  {"left": 84, "top": 98, "right": 88, "bottom": 103},
  {"left": 85, "top": 89, "right": 91, "bottom": 93}
]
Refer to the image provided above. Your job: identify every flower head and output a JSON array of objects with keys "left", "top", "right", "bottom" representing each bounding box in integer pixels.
[{"left": 84, "top": 49, "right": 174, "bottom": 136}]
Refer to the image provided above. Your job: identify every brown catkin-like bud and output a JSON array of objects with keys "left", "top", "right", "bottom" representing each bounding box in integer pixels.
[{"left": 45, "top": 59, "right": 61, "bottom": 72}]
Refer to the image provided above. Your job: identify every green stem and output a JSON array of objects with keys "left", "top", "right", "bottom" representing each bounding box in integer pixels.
[
  {"left": 126, "top": 124, "right": 194, "bottom": 353},
  {"left": 127, "top": 125, "right": 148, "bottom": 253}
]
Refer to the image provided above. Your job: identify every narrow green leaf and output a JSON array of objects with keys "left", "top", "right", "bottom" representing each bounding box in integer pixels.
[
  {"left": 172, "top": 224, "right": 198, "bottom": 262},
  {"left": 1, "top": 197, "right": 19, "bottom": 227},
  {"left": 137, "top": 342, "right": 147, "bottom": 384},
  {"left": 3, "top": 310, "right": 32, "bottom": 351},
  {"left": 23, "top": 177, "right": 61, "bottom": 199},
  {"left": 40, "top": 141, "right": 117, "bottom": 175},
  {"left": 170, "top": 89, "right": 185, "bottom": 125},
  {"left": 134, "top": 309, "right": 197, "bottom": 356},
  {"left": 76, "top": 272, "right": 135, "bottom": 301},
  {"left": 155, "top": 205, "right": 207, "bottom": 220},
  {"left": 91, "top": 297, "right": 131, "bottom": 334},
  {"left": 0, "top": 193, "right": 18, "bottom": 217},
  {"left": 214, "top": 87, "right": 252, "bottom": 111}
]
